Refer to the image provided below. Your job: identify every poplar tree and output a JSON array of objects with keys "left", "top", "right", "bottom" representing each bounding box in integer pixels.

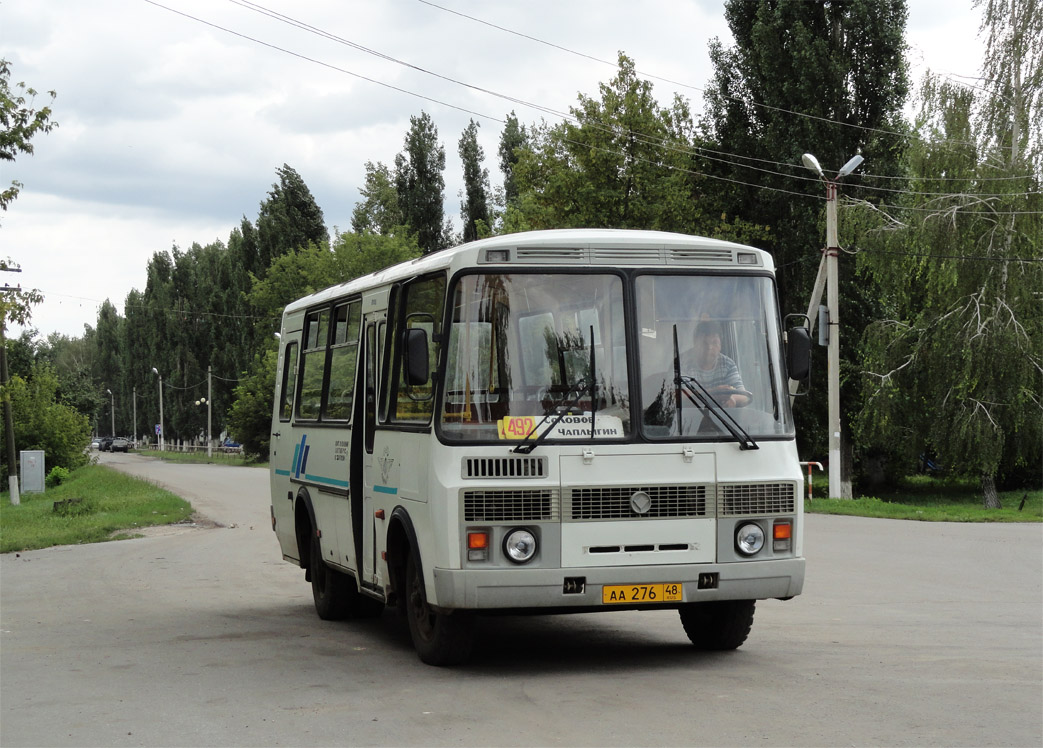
[
  {"left": 458, "top": 120, "right": 490, "bottom": 242},
  {"left": 256, "top": 164, "right": 327, "bottom": 271},
  {"left": 394, "top": 112, "right": 447, "bottom": 254}
]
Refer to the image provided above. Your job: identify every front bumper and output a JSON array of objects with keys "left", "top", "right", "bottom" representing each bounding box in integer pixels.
[{"left": 430, "top": 557, "right": 804, "bottom": 610}]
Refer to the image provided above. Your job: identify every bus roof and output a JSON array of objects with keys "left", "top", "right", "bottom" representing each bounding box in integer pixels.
[{"left": 284, "top": 229, "right": 773, "bottom": 315}]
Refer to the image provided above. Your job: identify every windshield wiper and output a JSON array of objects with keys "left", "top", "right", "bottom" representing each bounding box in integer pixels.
[
  {"left": 672, "top": 325, "right": 758, "bottom": 451},
  {"left": 516, "top": 326, "right": 598, "bottom": 454},
  {"left": 512, "top": 378, "right": 589, "bottom": 454}
]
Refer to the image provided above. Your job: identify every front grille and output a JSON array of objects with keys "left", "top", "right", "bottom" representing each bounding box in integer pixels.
[
  {"left": 463, "top": 489, "right": 559, "bottom": 522},
  {"left": 718, "top": 482, "right": 796, "bottom": 516},
  {"left": 463, "top": 456, "right": 547, "bottom": 479},
  {"left": 567, "top": 485, "right": 712, "bottom": 520}
]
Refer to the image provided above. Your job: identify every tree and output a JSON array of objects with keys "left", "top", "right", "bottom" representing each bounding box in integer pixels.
[
  {"left": 256, "top": 164, "right": 327, "bottom": 272},
  {"left": 1, "top": 59, "right": 57, "bottom": 220},
  {"left": 458, "top": 120, "right": 490, "bottom": 243},
  {"left": 853, "top": 1, "right": 1043, "bottom": 506},
  {"left": 395, "top": 112, "right": 447, "bottom": 254},
  {"left": 351, "top": 161, "right": 403, "bottom": 235},
  {"left": 703, "top": 0, "right": 911, "bottom": 479},
  {"left": 226, "top": 345, "right": 277, "bottom": 459},
  {"left": 2, "top": 364, "right": 91, "bottom": 480},
  {"left": 498, "top": 111, "right": 529, "bottom": 205}
]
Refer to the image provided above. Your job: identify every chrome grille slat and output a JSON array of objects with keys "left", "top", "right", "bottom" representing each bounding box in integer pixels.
[
  {"left": 566, "top": 485, "right": 712, "bottom": 520},
  {"left": 463, "top": 489, "right": 559, "bottom": 522},
  {"left": 718, "top": 482, "right": 796, "bottom": 516}
]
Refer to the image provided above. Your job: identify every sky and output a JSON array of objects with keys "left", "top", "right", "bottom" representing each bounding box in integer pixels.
[{"left": 3, "top": 0, "right": 986, "bottom": 341}]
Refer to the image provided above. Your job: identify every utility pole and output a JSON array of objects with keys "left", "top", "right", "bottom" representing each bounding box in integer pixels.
[
  {"left": 801, "top": 153, "right": 863, "bottom": 499},
  {"left": 1, "top": 326, "right": 19, "bottom": 505},
  {"left": 207, "top": 365, "right": 212, "bottom": 459},
  {"left": 132, "top": 386, "right": 137, "bottom": 447}
]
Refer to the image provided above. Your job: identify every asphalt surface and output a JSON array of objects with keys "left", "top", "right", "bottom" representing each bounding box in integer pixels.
[{"left": 1, "top": 452, "right": 1041, "bottom": 747}]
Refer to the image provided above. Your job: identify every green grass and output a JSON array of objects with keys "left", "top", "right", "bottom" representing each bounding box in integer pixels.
[
  {"left": 805, "top": 474, "right": 1042, "bottom": 522},
  {"left": 0, "top": 464, "right": 193, "bottom": 553},
  {"left": 134, "top": 448, "right": 263, "bottom": 468}
]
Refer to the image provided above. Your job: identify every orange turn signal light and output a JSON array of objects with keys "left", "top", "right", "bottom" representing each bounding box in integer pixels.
[
  {"left": 467, "top": 531, "right": 490, "bottom": 550},
  {"left": 773, "top": 522, "right": 792, "bottom": 540}
]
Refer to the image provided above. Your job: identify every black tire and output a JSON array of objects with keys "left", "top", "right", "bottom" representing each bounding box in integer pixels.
[
  {"left": 404, "top": 553, "right": 474, "bottom": 666},
  {"left": 678, "top": 600, "right": 756, "bottom": 650},
  {"left": 311, "top": 536, "right": 351, "bottom": 620},
  {"left": 310, "top": 536, "right": 386, "bottom": 620}
]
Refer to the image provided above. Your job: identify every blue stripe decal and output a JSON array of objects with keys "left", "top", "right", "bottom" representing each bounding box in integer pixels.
[
  {"left": 275, "top": 469, "right": 291, "bottom": 476},
  {"left": 304, "top": 474, "right": 349, "bottom": 489},
  {"left": 374, "top": 485, "right": 398, "bottom": 495},
  {"left": 290, "top": 442, "right": 301, "bottom": 476}
]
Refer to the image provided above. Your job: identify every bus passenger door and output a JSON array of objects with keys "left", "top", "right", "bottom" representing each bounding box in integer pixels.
[{"left": 354, "top": 316, "right": 384, "bottom": 586}]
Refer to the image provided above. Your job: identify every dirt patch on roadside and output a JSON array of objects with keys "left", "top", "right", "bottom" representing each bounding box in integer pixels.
[{"left": 111, "top": 512, "right": 223, "bottom": 540}]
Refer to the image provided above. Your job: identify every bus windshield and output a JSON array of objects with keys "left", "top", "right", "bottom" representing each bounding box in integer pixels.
[
  {"left": 440, "top": 272, "right": 630, "bottom": 442},
  {"left": 439, "top": 271, "right": 793, "bottom": 444},
  {"left": 636, "top": 273, "right": 793, "bottom": 440}
]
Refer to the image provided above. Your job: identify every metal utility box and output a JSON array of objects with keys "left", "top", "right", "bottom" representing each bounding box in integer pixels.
[{"left": 20, "top": 450, "right": 45, "bottom": 494}]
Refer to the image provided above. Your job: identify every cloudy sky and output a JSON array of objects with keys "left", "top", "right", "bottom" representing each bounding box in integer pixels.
[{"left": 4, "top": 0, "right": 984, "bottom": 341}]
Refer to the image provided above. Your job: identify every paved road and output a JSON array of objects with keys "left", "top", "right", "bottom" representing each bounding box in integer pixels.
[{"left": 2, "top": 453, "right": 1041, "bottom": 747}]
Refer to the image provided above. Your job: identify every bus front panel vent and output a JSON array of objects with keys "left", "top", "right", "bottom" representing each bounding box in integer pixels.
[
  {"left": 463, "top": 456, "right": 548, "bottom": 479},
  {"left": 717, "top": 482, "right": 796, "bottom": 516},
  {"left": 666, "top": 248, "right": 735, "bottom": 265},
  {"left": 463, "top": 489, "right": 560, "bottom": 522},
  {"left": 565, "top": 484, "right": 713, "bottom": 520}
]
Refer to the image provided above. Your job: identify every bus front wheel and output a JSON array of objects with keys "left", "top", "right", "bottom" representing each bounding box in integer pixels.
[
  {"left": 404, "top": 553, "right": 474, "bottom": 666},
  {"left": 678, "top": 600, "right": 755, "bottom": 650}
]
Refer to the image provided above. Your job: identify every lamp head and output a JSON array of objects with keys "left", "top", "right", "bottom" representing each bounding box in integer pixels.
[
  {"left": 838, "top": 154, "right": 864, "bottom": 178},
  {"left": 801, "top": 153, "right": 824, "bottom": 177},
  {"left": 152, "top": 367, "right": 158, "bottom": 376}
]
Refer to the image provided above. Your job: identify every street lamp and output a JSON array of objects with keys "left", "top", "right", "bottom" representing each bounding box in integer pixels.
[
  {"left": 195, "top": 397, "right": 212, "bottom": 458},
  {"left": 106, "top": 388, "right": 115, "bottom": 437},
  {"left": 801, "top": 152, "right": 863, "bottom": 500},
  {"left": 151, "top": 367, "right": 164, "bottom": 451}
]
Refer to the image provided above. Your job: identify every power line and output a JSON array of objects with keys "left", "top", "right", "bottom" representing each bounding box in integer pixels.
[
  {"left": 224, "top": 0, "right": 1038, "bottom": 201},
  {"left": 845, "top": 246, "right": 1043, "bottom": 263},
  {"left": 143, "top": 0, "right": 1043, "bottom": 214},
  {"left": 415, "top": 0, "right": 984, "bottom": 150}
]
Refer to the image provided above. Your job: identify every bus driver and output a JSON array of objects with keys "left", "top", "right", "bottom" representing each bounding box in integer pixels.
[{"left": 691, "top": 321, "right": 751, "bottom": 408}]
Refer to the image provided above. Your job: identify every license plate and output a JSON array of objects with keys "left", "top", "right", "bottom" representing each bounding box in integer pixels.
[{"left": 602, "top": 582, "right": 683, "bottom": 604}]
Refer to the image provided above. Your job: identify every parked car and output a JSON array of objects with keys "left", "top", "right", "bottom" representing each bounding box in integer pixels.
[
  {"left": 110, "top": 437, "right": 130, "bottom": 453},
  {"left": 99, "top": 437, "right": 114, "bottom": 452},
  {"left": 90, "top": 438, "right": 101, "bottom": 450}
]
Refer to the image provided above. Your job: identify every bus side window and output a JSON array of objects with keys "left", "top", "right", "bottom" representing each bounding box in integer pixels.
[
  {"left": 324, "top": 301, "right": 361, "bottom": 421},
  {"left": 279, "top": 342, "right": 298, "bottom": 421},
  {"left": 390, "top": 274, "right": 446, "bottom": 424},
  {"left": 297, "top": 309, "right": 328, "bottom": 420}
]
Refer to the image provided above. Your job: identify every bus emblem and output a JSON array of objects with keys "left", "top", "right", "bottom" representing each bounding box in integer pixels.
[{"left": 630, "top": 491, "right": 652, "bottom": 515}]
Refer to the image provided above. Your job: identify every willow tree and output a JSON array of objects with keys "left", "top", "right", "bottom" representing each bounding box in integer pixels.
[{"left": 854, "top": 0, "right": 1042, "bottom": 507}]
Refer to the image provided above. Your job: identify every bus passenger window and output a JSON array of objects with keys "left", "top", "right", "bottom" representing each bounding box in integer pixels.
[
  {"left": 297, "top": 309, "right": 328, "bottom": 420},
  {"left": 279, "top": 342, "right": 298, "bottom": 421},
  {"left": 325, "top": 301, "right": 361, "bottom": 420}
]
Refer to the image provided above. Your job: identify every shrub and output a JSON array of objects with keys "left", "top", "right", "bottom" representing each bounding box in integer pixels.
[{"left": 45, "top": 466, "right": 71, "bottom": 488}]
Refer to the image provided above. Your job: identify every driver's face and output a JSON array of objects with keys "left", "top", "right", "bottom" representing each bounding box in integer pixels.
[{"left": 694, "top": 333, "right": 721, "bottom": 368}]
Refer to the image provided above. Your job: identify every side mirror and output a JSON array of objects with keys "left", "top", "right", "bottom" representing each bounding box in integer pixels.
[
  {"left": 404, "top": 328, "right": 429, "bottom": 386},
  {"left": 786, "top": 326, "right": 812, "bottom": 381}
]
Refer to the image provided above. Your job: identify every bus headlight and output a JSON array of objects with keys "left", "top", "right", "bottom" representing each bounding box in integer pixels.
[
  {"left": 735, "top": 523, "right": 765, "bottom": 556},
  {"left": 503, "top": 528, "right": 537, "bottom": 564}
]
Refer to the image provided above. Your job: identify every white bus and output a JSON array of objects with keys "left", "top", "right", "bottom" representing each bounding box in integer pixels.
[{"left": 269, "top": 229, "right": 811, "bottom": 665}]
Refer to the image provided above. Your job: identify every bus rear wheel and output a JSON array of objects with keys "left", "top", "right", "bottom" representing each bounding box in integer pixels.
[
  {"left": 404, "top": 553, "right": 474, "bottom": 666},
  {"left": 311, "top": 538, "right": 351, "bottom": 620},
  {"left": 678, "top": 600, "right": 755, "bottom": 650},
  {"left": 310, "top": 538, "right": 385, "bottom": 620}
]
